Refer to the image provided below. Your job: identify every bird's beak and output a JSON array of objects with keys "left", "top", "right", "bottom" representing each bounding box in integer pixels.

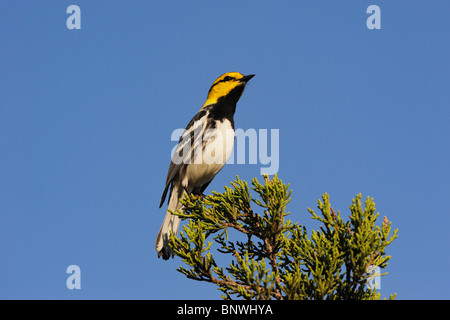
[{"left": 239, "top": 74, "right": 255, "bottom": 83}]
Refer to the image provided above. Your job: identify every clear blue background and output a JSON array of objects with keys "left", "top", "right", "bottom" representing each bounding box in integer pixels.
[{"left": 1, "top": 1, "right": 449, "bottom": 299}]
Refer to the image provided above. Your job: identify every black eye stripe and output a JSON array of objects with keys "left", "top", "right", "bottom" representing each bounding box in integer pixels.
[
  {"left": 207, "top": 75, "right": 238, "bottom": 94},
  {"left": 220, "top": 76, "right": 235, "bottom": 83}
]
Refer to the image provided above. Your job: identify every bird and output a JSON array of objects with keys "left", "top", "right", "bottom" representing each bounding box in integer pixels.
[{"left": 156, "top": 72, "right": 255, "bottom": 260}]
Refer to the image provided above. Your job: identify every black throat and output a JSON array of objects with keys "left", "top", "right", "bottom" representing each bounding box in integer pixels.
[{"left": 206, "top": 86, "right": 245, "bottom": 129}]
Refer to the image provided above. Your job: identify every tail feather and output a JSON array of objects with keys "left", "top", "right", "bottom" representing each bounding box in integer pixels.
[{"left": 156, "top": 185, "right": 183, "bottom": 259}]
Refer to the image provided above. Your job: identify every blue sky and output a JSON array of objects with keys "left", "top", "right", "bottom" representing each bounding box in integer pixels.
[{"left": 0, "top": 1, "right": 449, "bottom": 299}]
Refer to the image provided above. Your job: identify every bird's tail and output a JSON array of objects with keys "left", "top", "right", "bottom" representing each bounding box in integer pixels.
[{"left": 156, "top": 185, "right": 183, "bottom": 260}]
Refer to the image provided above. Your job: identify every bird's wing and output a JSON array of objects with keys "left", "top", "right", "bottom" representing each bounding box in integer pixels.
[
  {"left": 159, "top": 110, "right": 207, "bottom": 207},
  {"left": 159, "top": 161, "right": 178, "bottom": 208}
]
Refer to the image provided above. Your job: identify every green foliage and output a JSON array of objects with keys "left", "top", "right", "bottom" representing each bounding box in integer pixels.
[{"left": 169, "top": 175, "right": 398, "bottom": 300}]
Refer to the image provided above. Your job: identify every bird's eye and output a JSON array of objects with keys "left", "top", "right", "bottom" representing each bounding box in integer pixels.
[{"left": 223, "top": 76, "right": 233, "bottom": 81}]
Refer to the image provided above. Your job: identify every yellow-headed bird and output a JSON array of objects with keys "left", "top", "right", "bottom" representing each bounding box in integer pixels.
[{"left": 156, "top": 72, "right": 255, "bottom": 259}]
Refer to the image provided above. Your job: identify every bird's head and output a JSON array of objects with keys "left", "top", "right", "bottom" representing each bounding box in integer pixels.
[{"left": 203, "top": 72, "right": 255, "bottom": 107}]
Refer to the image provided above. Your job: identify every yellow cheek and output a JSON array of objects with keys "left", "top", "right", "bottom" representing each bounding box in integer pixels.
[{"left": 203, "top": 83, "right": 238, "bottom": 107}]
